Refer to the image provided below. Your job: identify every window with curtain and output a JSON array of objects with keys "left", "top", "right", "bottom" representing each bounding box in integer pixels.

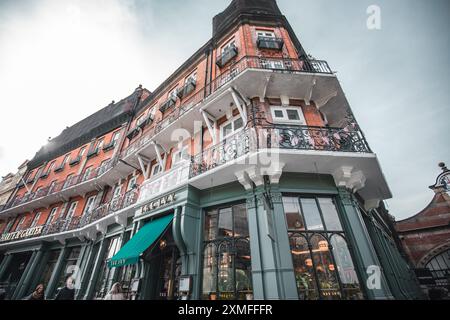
[{"left": 283, "top": 196, "right": 363, "bottom": 300}]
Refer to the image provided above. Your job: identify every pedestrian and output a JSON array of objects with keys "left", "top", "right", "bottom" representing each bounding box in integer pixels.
[
  {"left": 104, "top": 282, "right": 126, "bottom": 300},
  {"left": 54, "top": 276, "right": 75, "bottom": 300},
  {"left": 23, "top": 283, "right": 45, "bottom": 300}
]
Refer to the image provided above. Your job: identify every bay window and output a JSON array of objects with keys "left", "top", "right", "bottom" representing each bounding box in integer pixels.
[{"left": 283, "top": 195, "right": 363, "bottom": 300}]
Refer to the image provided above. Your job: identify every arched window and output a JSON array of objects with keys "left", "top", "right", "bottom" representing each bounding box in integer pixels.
[
  {"left": 202, "top": 203, "right": 252, "bottom": 300},
  {"left": 283, "top": 196, "right": 364, "bottom": 300},
  {"left": 426, "top": 249, "right": 450, "bottom": 288}
]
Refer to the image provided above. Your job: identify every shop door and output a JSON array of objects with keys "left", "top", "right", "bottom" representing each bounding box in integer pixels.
[{"left": 0, "top": 252, "right": 32, "bottom": 299}]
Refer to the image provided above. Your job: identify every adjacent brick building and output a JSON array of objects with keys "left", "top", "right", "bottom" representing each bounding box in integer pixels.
[{"left": 396, "top": 163, "right": 450, "bottom": 298}]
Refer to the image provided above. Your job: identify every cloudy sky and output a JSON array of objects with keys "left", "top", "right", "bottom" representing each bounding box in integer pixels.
[{"left": 0, "top": 0, "right": 448, "bottom": 219}]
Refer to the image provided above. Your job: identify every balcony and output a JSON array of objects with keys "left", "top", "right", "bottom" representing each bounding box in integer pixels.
[
  {"left": 0, "top": 189, "right": 141, "bottom": 244},
  {"left": 176, "top": 78, "right": 196, "bottom": 99},
  {"left": 216, "top": 46, "right": 238, "bottom": 68},
  {"left": 257, "top": 36, "right": 284, "bottom": 50},
  {"left": 1, "top": 160, "right": 116, "bottom": 215},
  {"left": 54, "top": 163, "right": 65, "bottom": 173},
  {"left": 121, "top": 55, "right": 336, "bottom": 165},
  {"left": 39, "top": 170, "right": 50, "bottom": 180},
  {"left": 159, "top": 96, "right": 177, "bottom": 113}
]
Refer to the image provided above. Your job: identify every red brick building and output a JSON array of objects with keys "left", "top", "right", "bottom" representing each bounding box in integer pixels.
[{"left": 395, "top": 163, "right": 450, "bottom": 298}]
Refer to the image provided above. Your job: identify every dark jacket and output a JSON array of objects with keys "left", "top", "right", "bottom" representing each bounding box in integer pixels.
[{"left": 54, "top": 287, "right": 75, "bottom": 300}]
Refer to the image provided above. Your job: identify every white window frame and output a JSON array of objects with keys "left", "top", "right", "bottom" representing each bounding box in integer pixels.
[
  {"left": 168, "top": 87, "right": 178, "bottom": 100},
  {"left": 82, "top": 196, "right": 97, "bottom": 216},
  {"left": 185, "top": 71, "right": 197, "bottom": 84},
  {"left": 222, "top": 39, "right": 236, "bottom": 54},
  {"left": 220, "top": 115, "right": 244, "bottom": 140},
  {"left": 112, "top": 184, "right": 122, "bottom": 199},
  {"left": 270, "top": 106, "right": 307, "bottom": 125},
  {"left": 30, "top": 212, "right": 41, "bottom": 228},
  {"left": 62, "top": 154, "right": 71, "bottom": 165},
  {"left": 4, "top": 219, "right": 14, "bottom": 233},
  {"left": 47, "top": 207, "right": 59, "bottom": 225},
  {"left": 79, "top": 147, "right": 86, "bottom": 157},
  {"left": 127, "top": 176, "right": 138, "bottom": 192},
  {"left": 151, "top": 163, "right": 162, "bottom": 177},
  {"left": 172, "top": 146, "right": 190, "bottom": 167},
  {"left": 66, "top": 202, "right": 78, "bottom": 220},
  {"left": 256, "top": 30, "right": 275, "bottom": 38},
  {"left": 16, "top": 216, "right": 26, "bottom": 231},
  {"left": 96, "top": 139, "right": 104, "bottom": 150},
  {"left": 112, "top": 131, "right": 121, "bottom": 142}
]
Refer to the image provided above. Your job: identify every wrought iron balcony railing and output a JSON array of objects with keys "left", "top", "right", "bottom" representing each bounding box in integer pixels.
[
  {"left": 122, "top": 55, "right": 333, "bottom": 160},
  {"left": 4, "top": 160, "right": 114, "bottom": 211},
  {"left": 69, "top": 156, "right": 82, "bottom": 166},
  {"left": 190, "top": 128, "right": 252, "bottom": 178},
  {"left": 190, "top": 124, "right": 371, "bottom": 178},
  {"left": 159, "top": 96, "right": 177, "bottom": 113},
  {"left": 261, "top": 124, "right": 372, "bottom": 153},
  {"left": 257, "top": 36, "right": 284, "bottom": 50},
  {"left": 176, "top": 78, "right": 196, "bottom": 99}
]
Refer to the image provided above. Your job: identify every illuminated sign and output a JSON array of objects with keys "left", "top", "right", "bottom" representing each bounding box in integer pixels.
[{"left": 0, "top": 226, "right": 43, "bottom": 243}]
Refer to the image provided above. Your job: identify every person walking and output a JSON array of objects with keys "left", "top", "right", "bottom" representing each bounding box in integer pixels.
[
  {"left": 23, "top": 284, "right": 45, "bottom": 300},
  {"left": 104, "top": 282, "right": 126, "bottom": 300},
  {"left": 54, "top": 276, "right": 75, "bottom": 300}
]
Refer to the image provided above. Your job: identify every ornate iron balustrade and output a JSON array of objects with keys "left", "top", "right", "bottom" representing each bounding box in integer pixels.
[
  {"left": 121, "top": 55, "right": 332, "bottom": 161},
  {"left": 190, "top": 128, "right": 252, "bottom": 178},
  {"left": 261, "top": 124, "right": 371, "bottom": 153},
  {"left": 3, "top": 160, "right": 114, "bottom": 211}
]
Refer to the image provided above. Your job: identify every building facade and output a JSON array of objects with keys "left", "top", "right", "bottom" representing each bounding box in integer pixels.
[
  {"left": 0, "top": 161, "right": 28, "bottom": 211},
  {"left": 0, "top": 0, "right": 422, "bottom": 300},
  {"left": 395, "top": 163, "right": 450, "bottom": 299}
]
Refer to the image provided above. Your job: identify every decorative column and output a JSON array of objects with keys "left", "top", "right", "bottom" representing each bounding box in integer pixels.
[
  {"left": 0, "top": 253, "right": 13, "bottom": 281},
  {"left": 14, "top": 249, "right": 44, "bottom": 299},
  {"left": 11, "top": 250, "right": 37, "bottom": 300},
  {"left": 336, "top": 186, "right": 393, "bottom": 300},
  {"left": 75, "top": 242, "right": 96, "bottom": 300},
  {"left": 268, "top": 183, "right": 299, "bottom": 300},
  {"left": 83, "top": 236, "right": 108, "bottom": 300},
  {"left": 179, "top": 202, "right": 202, "bottom": 300},
  {"left": 237, "top": 167, "right": 282, "bottom": 300},
  {"left": 45, "top": 246, "right": 68, "bottom": 299}
]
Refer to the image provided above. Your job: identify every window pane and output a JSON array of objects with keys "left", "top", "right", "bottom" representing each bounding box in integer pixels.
[
  {"left": 310, "top": 235, "right": 341, "bottom": 300},
  {"left": 222, "top": 123, "right": 233, "bottom": 138},
  {"left": 235, "top": 240, "right": 253, "bottom": 300},
  {"left": 218, "top": 242, "right": 234, "bottom": 300},
  {"left": 300, "top": 198, "right": 324, "bottom": 230},
  {"left": 202, "top": 244, "right": 217, "bottom": 300},
  {"left": 283, "top": 197, "right": 306, "bottom": 230},
  {"left": 204, "top": 210, "right": 218, "bottom": 241},
  {"left": 289, "top": 234, "right": 319, "bottom": 300},
  {"left": 274, "top": 110, "right": 284, "bottom": 118},
  {"left": 331, "top": 235, "right": 363, "bottom": 300},
  {"left": 233, "top": 204, "right": 249, "bottom": 238},
  {"left": 287, "top": 109, "right": 300, "bottom": 120},
  {"left": 234, "top": 117, "right": 244, "bottom": 130},
  {"left": 319, "top": 198, "right": 343, "bottom": 231},
  {"left": 218, "top": 208, "right": 233, "bottom": 237}
]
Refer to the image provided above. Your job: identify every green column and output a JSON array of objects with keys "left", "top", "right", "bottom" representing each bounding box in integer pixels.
[
  {"left": 11, "top": 250, "right": 37, "bottom": 300},
  {"left": 75, "top": 243, "right": 96, "bottom": 300},
  {"left": 269, "top": 186, "right": 299, "bottom": 300},
  {"left": 14, "top": 249, "right": 44, "bottom": 299},
  {"left": 83, "top": 237, "right": 108, "bottom": 300},
  {"left": 45, "top": 246, "right": 68, "bottom": 299},
  {"left": 0, "top": 253, "right": 13, "bottom": 281},
  {"left": 336, "top": 187, "right": 393, "bottom": 300},
  {"left": 179, "top": 203, "right": 202, "bottom": 300}
]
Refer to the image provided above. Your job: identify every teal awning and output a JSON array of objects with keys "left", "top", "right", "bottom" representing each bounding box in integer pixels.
[{"left": 108, "top": 214, "right": 173, "bottom": 268}]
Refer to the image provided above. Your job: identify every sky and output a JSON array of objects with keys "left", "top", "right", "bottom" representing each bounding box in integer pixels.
[{"left": 0, "top": 0, "right": 448, "bottom": 220}]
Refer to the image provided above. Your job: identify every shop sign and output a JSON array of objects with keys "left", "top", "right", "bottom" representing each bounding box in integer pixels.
[
  {"left": 0, "top": 226, "right": 43, "bottom": 243},
  {"left": 138, "top": 193, "right": 176, "bottom": 216}
]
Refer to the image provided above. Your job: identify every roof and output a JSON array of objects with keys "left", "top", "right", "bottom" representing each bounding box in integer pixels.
[{"left": 27, "top": 87, "right": 150, "bottom": 170}]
